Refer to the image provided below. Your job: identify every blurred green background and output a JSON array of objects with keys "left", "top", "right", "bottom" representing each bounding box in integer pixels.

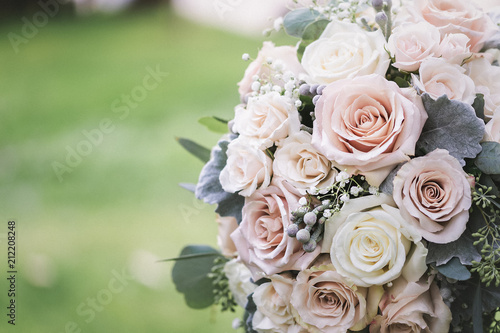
[{"left": 0, "top": 3, "right": 274, "bottom": 332}]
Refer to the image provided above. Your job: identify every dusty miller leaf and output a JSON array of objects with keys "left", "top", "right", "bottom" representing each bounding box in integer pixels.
[
  {"left": 435, "top": 257, "right": 471, "bottom": 281},
  {"left": 195, "top": 135, "right": 244, "bottom": 223},
  {"left": 283, "top": 8, "right": 323, "bottom": 38},
  {"left": 426, "top": 230, "right": 481, "bottom": 266},
  {"left": 416, "top": 94, "right": 485, "bottom": 166}
]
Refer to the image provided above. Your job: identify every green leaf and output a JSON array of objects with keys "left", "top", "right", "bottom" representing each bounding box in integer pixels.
[
  {"left": 473, "top": 283, "right": 484, "bottom": 333},
  {"left": 475, "top": 141, "right": 500, "bottom": 175},
  {"left": 283, "top": 8, "right": 323, "bottom": 38},
  {"left": 179, "top": 183, "right": 196, "bottom": 193},
  {"left": 176, "top": 137, "right": 211, "bottom": 163},
  {"left": 198, "top": 116, "right": 228, "bottom": 134},
  {"left": 195, "top": 135, "right": 245, "bottom": 223},
  {"left": 435, "top": 257, "right": 471, "bottom": 281},
  {"left": 426, "top": 230, "right": 481, "bottom": 266},
  {"left": 297, "top": 19, "right": 330, "bottom": 60},
  {"left": 171, "top": 245, "right": 221, "bottom": 309},
  {"left": 416, "top": 94, "right": 485, "bottom": 166},
  {"left": 472, "top": 94, "right": 485, "bottom": 120}
]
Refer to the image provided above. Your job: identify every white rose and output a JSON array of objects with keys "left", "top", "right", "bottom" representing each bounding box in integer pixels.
[
  {"left": 485, "top": 107, "right": 500, "bottom": 143},
  {"left": 326, "top": 194, "right": 428, "bottom": 287},
  {"left": 273, "top": 131, "right": 337, "bottom": 194},
  {"left": 465, "top": 57, "right": 500, "bottom": 119},
  {"left": 224, "top": 259, "right": 256, "bottom": 308},
  {"left": 438, "top": 33, "right": 472, "bottom": 65},
  {"left": 412, "top": 57, "right": 476, "bottom": 104},
  {"left": 252, "top": 274, "right": 305, "bottom": 333},
  {"left": 388, "top": 21, "right": 442, "bottom": 72},
  {"left": 233, "top": 92, "right": 300, "bottom": 148},
  {"left": 219, "top": 138, "right": 272, "bottom": 197},
  {"left": 301, "top": 20, "right": 390, "bottom": 85}
]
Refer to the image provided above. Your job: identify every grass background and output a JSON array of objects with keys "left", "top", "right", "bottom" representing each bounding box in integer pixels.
[{"left": 0, "top": 6, "right": 290, "bottom": 332}]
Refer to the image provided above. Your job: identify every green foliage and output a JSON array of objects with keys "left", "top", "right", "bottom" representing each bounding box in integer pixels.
[
  {"left": 208, "top": 257, "right": 237, "bottom": 312},
  {"left": 176, "top": 137, "right": 211, "bottom": 163},
  {"left": 476, "top": 142, "right": 500, "bottom": 175},
  {"left": 170, "top": 245, "right": 222, "bottom": 309},
  {"left": 198, "top": 116, "right": 229, "bottom": 134},
  {"left": 435, "top": 257, "right": 471, "bottom": 281},
  {"left": 283, "top": 8, "right": 324, "bottom": 38}
]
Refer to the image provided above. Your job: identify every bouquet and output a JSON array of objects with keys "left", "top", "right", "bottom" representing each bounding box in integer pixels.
[{"left": 169, "top": 0, "right": 500, "bottom": 331}]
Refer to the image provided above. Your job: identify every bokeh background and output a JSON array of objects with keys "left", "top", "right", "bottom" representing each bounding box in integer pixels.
[{"left": 0, "top": 0, "right": 291, "bottom": 331}]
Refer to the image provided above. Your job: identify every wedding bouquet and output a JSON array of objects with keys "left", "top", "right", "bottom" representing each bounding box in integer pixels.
[{"left": 170, "top": 0, "right": 500, "bottom": 332}]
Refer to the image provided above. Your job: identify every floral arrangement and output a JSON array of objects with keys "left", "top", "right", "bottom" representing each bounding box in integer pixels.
[{"left": 169, "top": 0, "right": 500, "bottom": 332}]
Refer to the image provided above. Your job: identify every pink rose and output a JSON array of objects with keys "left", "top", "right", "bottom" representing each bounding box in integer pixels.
[
  {"left": 311, "top": 74, "right": 428, "bottom": 186},
  {"left": 216, "top": 215, "right": 238, "bottom": 257},
  {"left": 388, "top": 21, "right": 442, "bottom": 72},
  {"left": 485, "top": 107, "right": 500, "bottom": 143},
  {"left": 392, "top": 149, "right": 472, "bottom": 244},
  {"left": 412, "top": 57, "right": 476, "bottom": 104},
  {"left": 412, "top": 0, "right": 498, "bottom": 52},
  {"left": 238, "top": 41, "right": 305, "bottom": 98},
  {"left": 370, "top": 275, "right": 452, "bottom": 333},
  {"left": 231, "top": 178, "right": 320, "bottom": 279},
  {"left": 290, "top": 256, "right": 381, "bottom": 333}
]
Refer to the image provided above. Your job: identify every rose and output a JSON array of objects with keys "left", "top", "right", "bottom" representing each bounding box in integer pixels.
[
  {"left": 485, "top": 108, "right": 500, "bottom": 143},
  {"left": 273, "top": 131, "right": 338, "bottom": 194},
  {"left": 412, "top": 58, "right": 476, "bottom": 104},
  {"left": 393, "top": 149, "right": 472, "bottom": 244},
  {"left": 387, "top": 21, "right": 442, "bottom": 72},
  {"left": 216, "top": 215, "right": 238, "bottom": 257},
  {"left": 465, "top": 57, "right": 500, "bottom": 119},
  {"left": 290, "top": 256, "right": 382, "bottom": 333},
  {"left": 238, "top": 41, "right": 305, "bottom": 98},
  {"left": 370, "top": 275, "right": 452, "bottom": 333},
  {"left": 301, "top": 20, "right": 390, "bottom": 85},
  {"left": 231, "top": 178, "right": 320, "bottom": 279},
  {"left": 252, "top": 273, "right": 306, "bottom": 333},
  {"left": 438, "top": 33, "right": 471, "bottom": 65},
  {"left": 233, "top": 92, "right": 301, "bottom": 148},
  {"left": 219, "top": 137, "right": 273, "bottom": 197},
  {"left": 326, "top": 194, "right": 428, "bottom": 287},
  {"left": 223, "top": 259, "right": 256, "bottom": 308},
  {"left": 311, "top": 74, "right": 428, "bottom": 186},
  {"left": 412, "top": 0, "right": 498, "bottom": 52}
]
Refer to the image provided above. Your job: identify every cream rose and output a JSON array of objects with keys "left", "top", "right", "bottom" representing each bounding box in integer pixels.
[
  {"left": 224, "top": 259, "right": 256, "bottom": 308},
  {"left": 388, "top": 21, "right": 442, "bottom": 72},
  {"left": 290, "top": 257, "right": 382, "bottom": 333},
  {"left": 392, "top": 149, "right": 472, "bottom": 244},
  {"left": 370, "top": 275, "right": 452, "bottom": 333},
  {"left": 438, "top": 33, "right": 472, "bottom": 65},
  {"left": 231, "top": 178, "right": 320, "bottom": 279},
  {"left": 233, "top": 92, "right": 300, "bottom": 148},
  {"left": 412, "top": 58, "right": 476, "bottom": 104},
  {"left": 238, "top": 41, "right": 305, "bottom": 98},
  {"left": 485, "top": 107, "right": 500, "bottom": 142},
  {"left": 273, "top": 131, "right": 337, "bottom": 195},
  {"left": 252, "top": 273, "right": 305, "bottom": 333},
  {"left": 465, "top": 57, "right": 500, "bottom": 119},
  {"left": 219, "top": 138, "right": 272, "bottom": 197},
  {"left": 216, "top": 215, "right": 238, "bottom": 257},
  {"left": 327, "top": 194, "right": 428, "bottom": 287},
  {"left": 311, "top": 74, "right": 428, "bottom": 186},
  {"left": 301, "top": 20, "right": 390, "bottom": 85},
  {"left": 412, "top": 0, "right": 498, "bottom": 52}
]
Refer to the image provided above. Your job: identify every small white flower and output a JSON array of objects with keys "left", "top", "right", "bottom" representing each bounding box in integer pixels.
[
  {"left": 242, "top": 53, "right": 250, "bottom": 61},
  {"left": 273, "top": 17, "right": 284, "bottom": 32},
  {"left": 340, "top": 194, "right": 350, "bottom": 202},
  {"left": 266, "top": 57, "right": 273, "bottom": 65},
  {"left": 369, "top": 186, "right": 379, "bottom": 195},
  {"left": 323, "top": 209, "right": 332, "bottom": 218},
  {"left": 336, "top": 171, "right": 350, "bottom": 183},
  {"left": 252, "top": 75, "right": 260, "bottom": 81},
  {"left": 251, "top": 81, "right": 261, "bottom": 92},
  {"left": 295, "top": 100, "right": 302, "bottom": 108},
  {"left": 350, "top": 186, "right": 362, "bottom": 196},
  {"left": 299, "top": 197, "right": 308, "bottom": 206},
  {"left": 232, "top": 318, "right": 242, "bottom": 330}
]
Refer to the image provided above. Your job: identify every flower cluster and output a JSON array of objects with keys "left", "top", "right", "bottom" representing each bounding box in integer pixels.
[{"left": 172, "top": 0, "right": 500, "bottom": 332}]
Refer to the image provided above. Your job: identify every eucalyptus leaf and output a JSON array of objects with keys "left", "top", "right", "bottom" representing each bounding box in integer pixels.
[
  {"left": 171, "top": 245, "right": 221, "bottom": 309},
  {"left": 198, "top": 116, "right": 229, "bottom": 134},
  {"left": 195, "top": 135, "right": 244, "bottom": 223},
  {"left": 472, "top": 94, "right": 485, "bottom": 120},
  {"left": 283, "top": 8, "right": 323, "bottom": 38},
  {"left": 475, "top": 141, "right": 500, "bottom": 175},
  {"left": 426, "top": 230, "right": 481, "bottom": 266},
  {"left": 416, "top": 94, "right": 485, "bottom": 166},
  {"left": 435, "top": 257, "right": 471, "bottom": 281},
  {"left": 176, "top": 137, "right": 211, "bottom": 163}
]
